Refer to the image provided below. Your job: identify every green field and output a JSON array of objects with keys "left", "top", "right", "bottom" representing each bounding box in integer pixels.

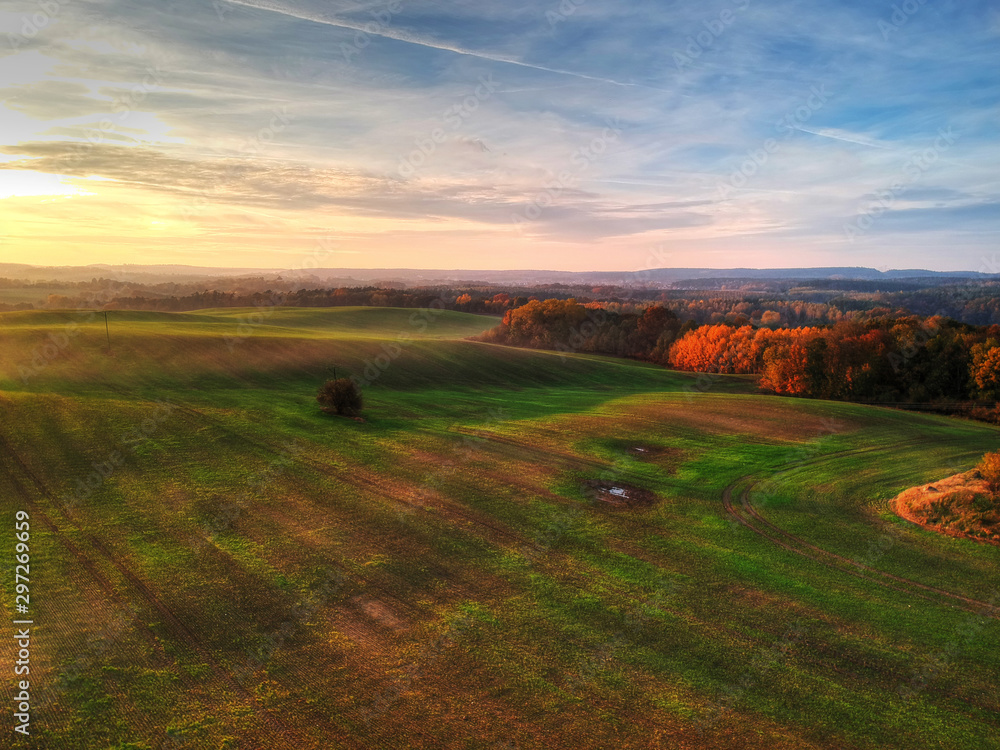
[{"left": 1, "top": 306, "right": 998, "bottom": 750}]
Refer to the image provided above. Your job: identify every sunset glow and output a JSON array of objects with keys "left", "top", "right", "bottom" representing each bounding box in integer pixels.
[{"left": 1, "top": 1, "right": 998, "bottom": 270}]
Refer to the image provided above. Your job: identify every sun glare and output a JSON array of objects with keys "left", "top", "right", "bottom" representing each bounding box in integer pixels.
[{"left": 0, "top": 170, "right": 95, "bottom": 199}]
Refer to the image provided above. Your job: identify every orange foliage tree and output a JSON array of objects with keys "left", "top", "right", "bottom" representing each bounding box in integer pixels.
[
  {"left": 970, "top": 341, "right": 1000, "bottom": 400},
  {"left": 758, "top": 334, "right": 814, "bottom": 395},
  {"left": 978, "top": 451, "right": 1000, "bottom": 498},
  {"left": 669, "top": 325, "right": 816, "bottom": 388}
]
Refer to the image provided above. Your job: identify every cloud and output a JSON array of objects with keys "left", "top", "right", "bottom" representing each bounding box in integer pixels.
[
  {"left": 851, "top": 201, "right": 1000, "bottom": 234},
  {"left": 0, "top": 140, "right": 398, "bottom": 208},
  {"left": 1, "top": 80, "right": 108, "bottom": 119},
  {"left": 0, "top": 0, "right": 997, "bottom": 268},
  {"left": 218, "top": 0, "right": 674, "bottom": 91},
  {"left": 792, "top": 127, "right": 890, "bottom": 149}
]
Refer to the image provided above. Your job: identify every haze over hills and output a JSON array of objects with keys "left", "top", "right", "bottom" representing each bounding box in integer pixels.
[{"left": 1, "top": 263, "right": 995, "bottom": 287}]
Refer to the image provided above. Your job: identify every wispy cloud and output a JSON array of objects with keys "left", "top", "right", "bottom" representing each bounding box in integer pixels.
[
  {"left": 220, "top": 0, "right": 673, "bottom": 92},
  {"left": 791, "top": 127, "right": 890, "bottom": 149}
]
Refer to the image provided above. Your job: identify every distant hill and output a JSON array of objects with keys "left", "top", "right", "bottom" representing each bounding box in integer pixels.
[{"left": 0, "top": 263, "right": 993, "bottom": 287}]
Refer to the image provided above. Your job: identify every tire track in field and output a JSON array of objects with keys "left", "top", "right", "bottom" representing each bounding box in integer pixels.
[
  {"left": 93, "top": 387, "right": 1000, "bottom": 730},
  {"left": 722, "top": 441, "right": 1000, "bottom": 619},
  {"left": 449, "top": 427, "right": 609, "bottom": 472},
  {"left": 0, "top": 442, "right": 164, "bottom": 650},
  {"left": 0, "top": 440, "right": 227, "bottom": 731},
  {"left": 176, "top": 394, "right": 995, "bottom": 622},
  {"left": 0, "top": 430, "right": 309, "bottom": 748},
  {"left": 0, "top": 447, "right": 195, "bottom": 744},
  {"left": 152, "top": 398, "right": 695, "bottom": 654},
  {"left": 722, "top": 479, "right": 967, "bottom": 606},
  {"left": 165, "top": 400, "right": 637, "bottom": 620},
  {"left": 99, "top": 382, "right": 536, "bottom": 590},
  {"left": 175, "top": 398, "right": 1000, "bottom": 734},
  {"left": 163, "top": 411, "right": 607, "bottom": 745},
  {"left": 98, "top": 387, "right": 635, "bottom": 617},
  {"left": 736, "top": 480, "right": 1000, "bottom": 613},
  {"left": 167, "top": 400, "right": 541, "bottom": 556},
  {"left": 96, "top": 396, "right": 450, "bottom": 744},
  {"left": 120, "top": 390, "right": 1000, "bottom": 708},
  {"left": 157, "top": 401, "right": 689, "bottom": 734},
  {"left": 161, "top": 402, "right": 554, "bottom": 627}
]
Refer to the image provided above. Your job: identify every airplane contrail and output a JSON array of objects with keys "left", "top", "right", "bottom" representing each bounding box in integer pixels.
[
  {"left": 221, "top": 0, "right": 672, "bottom": 93},
  {"left": 792, "top": 127, "right": 889, "bottom": 149}
]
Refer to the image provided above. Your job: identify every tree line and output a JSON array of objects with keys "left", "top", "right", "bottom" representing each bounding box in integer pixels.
[
  {"left": 14, "top": 277, "right": 1000, "bottom": 328},
  {"left": 477, "top": 298, "right": 687, "bottom": 362},
  {"left": 478, "top": 298, "right": 1000, "bottom": 419},
  {"left": 41, "top": 288, "right": 526, "bottom": 314}
]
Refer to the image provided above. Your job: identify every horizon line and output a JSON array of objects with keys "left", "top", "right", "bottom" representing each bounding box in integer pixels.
[{"left": 0, "top": 262, "right": 994, "bottom": 276}]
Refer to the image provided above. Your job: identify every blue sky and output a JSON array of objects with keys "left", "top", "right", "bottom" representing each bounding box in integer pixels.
[{"left": 0, "top": 0, "right": 997, "bottom": 270}]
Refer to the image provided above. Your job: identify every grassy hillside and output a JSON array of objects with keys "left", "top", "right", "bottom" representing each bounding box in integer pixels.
[{"left": 1, "top": 307, "right": 997, "bottom": 750}]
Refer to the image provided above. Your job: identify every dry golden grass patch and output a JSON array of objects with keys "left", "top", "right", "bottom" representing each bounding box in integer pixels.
[
  {"left": 609, "top": 396, "right": 864, "bottom": 442},
  {"left": 892, "top": 471, "right": 1000, "bottom": 545}
]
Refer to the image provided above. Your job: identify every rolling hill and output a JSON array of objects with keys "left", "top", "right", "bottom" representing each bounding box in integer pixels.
[{"left": 1, "top": 307, "right": 997, "bottom": 749}]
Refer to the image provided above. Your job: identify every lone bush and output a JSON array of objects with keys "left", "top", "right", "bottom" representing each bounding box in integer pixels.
[
  {"left": 317, "top": 378, "right": 363, "bottom": 417},
  {"left": 977, "top": 451, "right": 1000, "bottom": 498}
]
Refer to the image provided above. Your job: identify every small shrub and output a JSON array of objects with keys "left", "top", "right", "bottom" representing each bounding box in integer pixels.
[
  {"left": 977, "top": 451, "right": 1000, "bottom": 498},
  {"left": 925, "top": 497, "right": 957, "bottom": 525},
  {"left": 317, "top": 378, "right": 363, "bottom": 417},
  {"left": 972, "top": 493, "right": 995, "bottom": 513}
]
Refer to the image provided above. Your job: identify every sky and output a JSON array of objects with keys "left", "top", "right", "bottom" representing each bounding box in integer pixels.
[{"left": 0, "top": 0, "right": 997, "bottom": 272}]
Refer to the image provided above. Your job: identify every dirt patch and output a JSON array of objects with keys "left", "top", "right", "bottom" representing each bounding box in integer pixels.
[
  {"left": 892, "top": 471, "right": 1000, "bottom": 546},
  {"left": 583, "top": 479, "right": 659, "bottom": 509},
  {"left": 332, "top": 596, "right": 411, "bottom": 651},
  {"left": 627, "top": 445, "right": 685, "bottom": 473},
  {"left": 353, "top": 596, "right": 409, "bottom": 631}
]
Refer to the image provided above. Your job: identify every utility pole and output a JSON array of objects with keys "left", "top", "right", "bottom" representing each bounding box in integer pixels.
[{"left": 104, "top": 311, "right": 111, "bottom": 353}]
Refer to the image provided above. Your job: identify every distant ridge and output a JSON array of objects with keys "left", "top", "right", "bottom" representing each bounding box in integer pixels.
[{"left": 0, "top": 263, "right": 993, "bottom": 286}]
